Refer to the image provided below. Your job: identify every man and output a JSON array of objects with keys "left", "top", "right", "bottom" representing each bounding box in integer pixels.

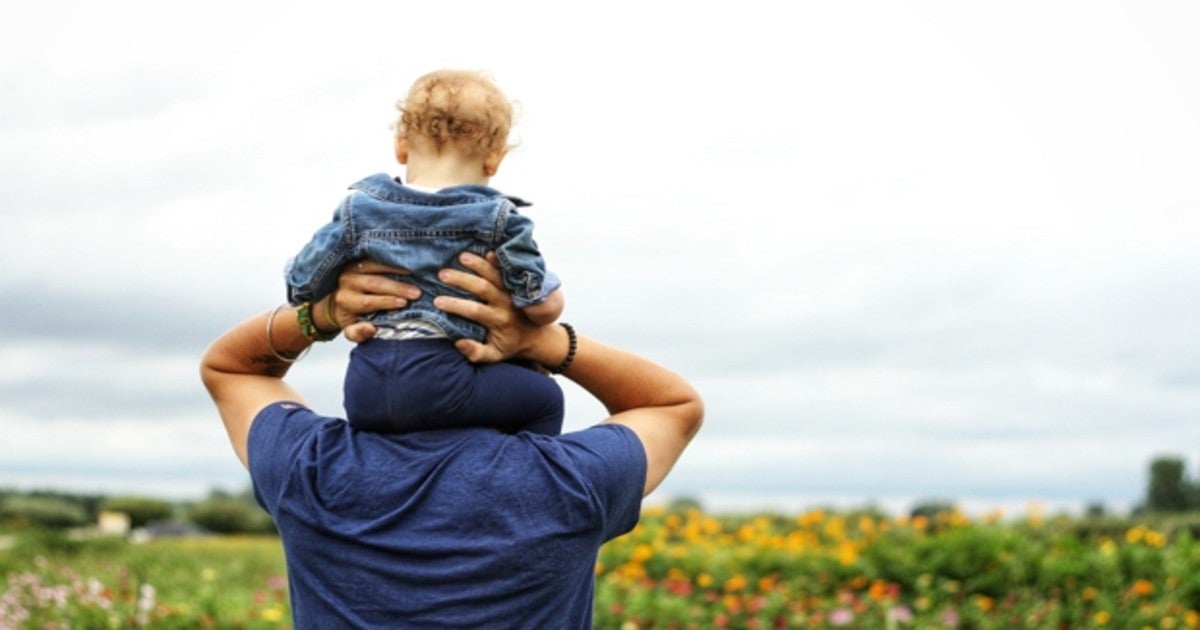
[{"left": 200, "top": 253, "right": 703, "bottom": 628}]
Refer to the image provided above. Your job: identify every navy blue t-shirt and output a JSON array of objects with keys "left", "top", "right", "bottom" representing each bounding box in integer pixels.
[{"left": 248, "top": 402, "right": 646, "bottom": 629}]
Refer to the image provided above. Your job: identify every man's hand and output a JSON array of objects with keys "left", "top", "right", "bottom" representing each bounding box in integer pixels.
[
  {"left": 434, "top": 252, "right": 552, "bottom": 364},
  {"left": 331, "top": 261, "right": 421, "bottom": 342}
]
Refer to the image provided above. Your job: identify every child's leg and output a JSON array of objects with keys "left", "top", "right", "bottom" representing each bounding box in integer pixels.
[
  {"left": 460, "top": 360, "right": 564, "bottom": 436},
  {"left": 343, "top": 338, "right": 562, "bottom": 435}
]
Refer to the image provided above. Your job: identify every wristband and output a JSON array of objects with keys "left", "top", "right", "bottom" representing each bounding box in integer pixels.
[
  {"left": 297, "top": 301, "right": 339, "bottom": 342},
  {"left": 549, "top": 322, "right": 577, "bottom": 374}
]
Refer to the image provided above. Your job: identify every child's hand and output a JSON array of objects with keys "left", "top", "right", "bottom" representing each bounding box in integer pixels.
[{"left": 522, "top": 288, "right": 564, "bottom": 326}]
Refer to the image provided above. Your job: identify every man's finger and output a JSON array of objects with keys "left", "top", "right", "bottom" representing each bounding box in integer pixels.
[
  {"left": 343, "top": 322, "right": 377, "bottom": 343},
  {"left": 458, "top": 252, "right": 505, "bottom": 288},
  {"left": 356, "top": 260, "right": 411, "bottom": 276},
  {"left": 438, "top": 267, "right": 503, "bottom": 305},
  {"left": 435, "top": 295, "right": 496, "bottom": 326}
]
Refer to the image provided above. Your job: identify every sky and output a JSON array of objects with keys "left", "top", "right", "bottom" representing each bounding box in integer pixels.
[{"left": 1, "top": 1, "right": 1198, "bottom": 517}]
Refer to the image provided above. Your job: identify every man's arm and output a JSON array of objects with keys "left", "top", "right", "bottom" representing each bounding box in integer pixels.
[
  {"left": 200, "top": 263, "right": 420, "bottom": 467},
  {"left": 436, "top": 253, "right": 704, "bottom": 497}
]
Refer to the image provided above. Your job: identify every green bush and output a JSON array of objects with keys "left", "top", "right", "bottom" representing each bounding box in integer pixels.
[
  {"left": 101, "top": 496, "right": 175, "bottom": 529},
  {"left": 0, "top": 495, "right": 89, "bottom": 529},
  {"left": 188, "top": 499, "right": 275, "bottom": 535}
]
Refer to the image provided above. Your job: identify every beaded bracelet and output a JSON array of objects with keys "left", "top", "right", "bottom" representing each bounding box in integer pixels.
[
  {"left": 266, "top": 304, "right": 311, "bottom": 363},
  {"left": 297, "top": 301, "right": 339, "bottom": 342},
  {"left": 549, "top": 322, "right": 577, "bottom": 374}
]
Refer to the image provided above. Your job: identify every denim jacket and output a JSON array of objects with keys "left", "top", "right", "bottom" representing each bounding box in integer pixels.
[{"left": 285, "top": 173, "right": 560, "bottom": 341}]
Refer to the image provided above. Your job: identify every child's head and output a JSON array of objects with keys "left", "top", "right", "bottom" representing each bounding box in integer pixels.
[{"left": 394, "top": 70, "right": 513, "bottom": 173}]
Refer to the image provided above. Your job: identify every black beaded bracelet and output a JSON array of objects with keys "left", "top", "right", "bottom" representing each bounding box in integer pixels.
[{"left": 549, "top": 322, "right": 577, "bottom": 374}]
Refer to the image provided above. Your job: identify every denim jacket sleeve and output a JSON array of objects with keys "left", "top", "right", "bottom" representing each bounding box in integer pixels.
[
  {"left": 495, "top": 207, "right": 562, "bottom": 308},
  {"left": 284, "top": 199, "right": 353, "bottom": 305}
]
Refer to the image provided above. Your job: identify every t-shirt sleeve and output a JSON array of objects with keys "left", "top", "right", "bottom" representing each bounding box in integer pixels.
[
  {"left": 556, "top": 423, "right": 648, "bottom": 541},
  {"left": 247, "top": 401, "right": 325, "bottom": 514}
]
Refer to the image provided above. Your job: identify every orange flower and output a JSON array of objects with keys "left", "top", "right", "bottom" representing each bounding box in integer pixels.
[
  {"left": 724, "top": 574, "right": 748, "bottom": 593},
  {"left": 1129, "top": 579, "right": 1154, "bottom": 597}
]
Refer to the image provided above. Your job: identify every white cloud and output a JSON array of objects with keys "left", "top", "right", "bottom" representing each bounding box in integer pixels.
[{"left": 0, "top": 1, "right": 1197, "bottom": 512}]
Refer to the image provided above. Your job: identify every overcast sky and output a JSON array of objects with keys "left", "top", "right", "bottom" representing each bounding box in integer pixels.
[{"left": 2, "top": 1, "right": 1197, "bottom": 517}]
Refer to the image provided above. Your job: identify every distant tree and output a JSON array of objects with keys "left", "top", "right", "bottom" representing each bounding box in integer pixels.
[
  {"left": 666, "top": 496, "right": 704, "bottom": 513},
  {"left": 1146, "top": 456, "right": 1194, "bottom": 512},
  {"left": 0, "top": 495, "right": 90, "bottom": 529},
  {"left": 910, "top": 499, "right": 957, "bottom": 520},
  {"left": 102, "top": 496, "right": 175, "bottom": 528},
  {"left": 1084, "top": 501, "right": 1107, "bottom": 518},
  {"left": 188, "top": 496, "right": 275, "bottom": 535}
]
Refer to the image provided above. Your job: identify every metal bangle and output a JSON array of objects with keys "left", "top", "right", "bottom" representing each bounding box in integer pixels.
[{"left": 267, "top": 304, "right": 310, "bottom": 363}]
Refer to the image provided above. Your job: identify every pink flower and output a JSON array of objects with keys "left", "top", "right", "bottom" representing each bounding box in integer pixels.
[{"left": 830, "top": 608, "right": 855, "bottom": 626}]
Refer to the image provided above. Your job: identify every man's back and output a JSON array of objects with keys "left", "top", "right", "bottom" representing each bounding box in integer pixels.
[{"left": 249, "top": 402, "right": 646, "bottom": 629}]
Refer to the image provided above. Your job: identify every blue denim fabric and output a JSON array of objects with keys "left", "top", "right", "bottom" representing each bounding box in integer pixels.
[{"left": 285, "top": 173, "right": 561, "bottom": 341}]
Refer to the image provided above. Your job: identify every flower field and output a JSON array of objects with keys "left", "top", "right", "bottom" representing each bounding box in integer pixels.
[
  {"left": 596, "top": 506, "right": 1200, "bottom": 628},
  {"left": 5, "top": 506, "right": 1200, "bottom": 628},
  {"left": 0, "top": 532, "right": 289, "bottom": 628}
]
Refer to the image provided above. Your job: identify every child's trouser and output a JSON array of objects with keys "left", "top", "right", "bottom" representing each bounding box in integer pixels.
[{"left": 343, "top": 338, "right": 564, "bottom": 435}]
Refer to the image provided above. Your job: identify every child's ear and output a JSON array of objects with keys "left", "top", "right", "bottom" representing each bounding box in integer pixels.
[
  {"left": 394, "top": 136, "right": 409, "bottom": 164},
  {"left": 482, "top": 148, "right": 507, "bottom": 177}
]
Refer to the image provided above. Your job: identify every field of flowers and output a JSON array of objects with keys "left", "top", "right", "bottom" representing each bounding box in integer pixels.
[
  {"left": 0, "top": 532, "right": 289, "bottom": 628},
  {"left": 596, "top": 506, "right": 1200, "bottom": 628},
  {"left": 5, "top": 506, "right": 1200, "bottom": 628}
]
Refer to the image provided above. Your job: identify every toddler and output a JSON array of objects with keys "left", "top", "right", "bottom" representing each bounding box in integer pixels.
[{"left": 285, "top": 69, "right": 564, "bottom": 435}]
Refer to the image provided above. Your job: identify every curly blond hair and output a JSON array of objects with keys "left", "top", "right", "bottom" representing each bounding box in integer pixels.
[{"left": 395, "top": 69, "right": 513, "bottom": 158}]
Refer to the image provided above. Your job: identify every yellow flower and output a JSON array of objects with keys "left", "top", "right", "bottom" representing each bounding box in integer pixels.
[
  {"left": 262, "top": 606, "right": 284, "bottom": 622},
  {"left": 697, "top": 573, "right": 714, "bottom": 588},
  {"left": 1093, "top": 610, "right": 1111, "bottom": 626},
  {"left": 974, "top": 595, "right": 995, "bottom": 612},
  {"left": 837, "top": 540, "right": 858, "bottom": 566},
  {"left": 201, "top": 568, "right": 218, "bottom": 582},
  {"left": 630, "top": 544, "right": 654, "bottom": 563},
  {"left": 1082, "top": 586, "right": 1098, "bottom": 601}
]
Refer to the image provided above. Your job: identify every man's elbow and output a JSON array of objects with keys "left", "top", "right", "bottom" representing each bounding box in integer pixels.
[{"left": 678, "top": 393, "right": 705, "bottom": 441}]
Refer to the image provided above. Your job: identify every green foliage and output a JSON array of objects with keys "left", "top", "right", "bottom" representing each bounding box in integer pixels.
[
  {"left": 597, "top": 507, "right": 1200, "bottom": 628},
  {"left": 101, "top": 496, "right": 175, "bottom": 529},
  {"left": 1148, "top": 456, "right": 1194, "bottom": 512},
  {"left": 1, "top": 534, "right": 289, "bottom": 628},
  {"left": 188, "top": 498, "right": 275, "bottom": 535},
  {"left": 909, "top": 498, "right": 956, "bottom": 520},
  {"left": 0, "top": 495, "right": 90, "bottom": 529}
]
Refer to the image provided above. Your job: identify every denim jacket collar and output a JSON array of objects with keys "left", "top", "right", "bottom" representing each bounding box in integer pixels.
[{"left": 352, "top": 173, "right": 531, "bottom": 207}]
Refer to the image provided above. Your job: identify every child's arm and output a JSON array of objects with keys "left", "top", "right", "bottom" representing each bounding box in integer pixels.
[
  {"left": 522, "top": 286, "right": 564, "bottom": 325},
  {"left": 286, "top": 200, "right": 352, "bottom": 304}
]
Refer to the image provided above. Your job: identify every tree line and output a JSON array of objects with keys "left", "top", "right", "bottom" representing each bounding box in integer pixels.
[
  {"left": 4, "top": 454, "right": 1200, "bottom": 535},
  {"left": 0, "top": 487, "right": 274, "bottom": 535}
]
